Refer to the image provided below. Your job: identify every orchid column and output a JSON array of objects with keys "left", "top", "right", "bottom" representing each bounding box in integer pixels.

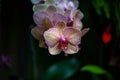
[{"left": 31, "top": 0, "right": 89, "bottom": 55}]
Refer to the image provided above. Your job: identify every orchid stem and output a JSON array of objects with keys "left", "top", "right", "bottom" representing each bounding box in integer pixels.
[{"left": 30, "top": 25, "right": 39, "bottom": 80}]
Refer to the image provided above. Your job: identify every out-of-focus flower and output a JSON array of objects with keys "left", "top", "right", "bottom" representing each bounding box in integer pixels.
[
  {"left": 0, "top": 55, "right": 12, "bottom": 68},
  {"left": 102, "top": 23, "right": 112, "bottom": 44},
  {"left": 109, "top": 52, "right": 119, "bottom": 66}
]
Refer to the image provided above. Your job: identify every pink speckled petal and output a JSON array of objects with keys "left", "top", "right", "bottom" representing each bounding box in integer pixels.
[
  {"left": 63, "top": 27, "right": 81, "bottom": 45},
  {"left": 64, "top": 44, "right": 79, "bottom": 54},
  {"left": 48, "top": 43, "right": 61, "bottom": 55},
  {"left": 44, "top": 28, "right": 60, "bottom": 47}
]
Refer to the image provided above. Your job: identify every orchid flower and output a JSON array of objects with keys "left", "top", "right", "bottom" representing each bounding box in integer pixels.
[
  {"left": 43, "top": 15, "right": 89, "bottom": 55},
  {"left": 44, "top": 22, "right": 81, "bottom": 55},
  {"left": 31, "top": 5, "right": 68, "bottom": 47},
  {"left": 31, "top": 0, "right": 90, "bottom": 55},
  {"left": 54, "top": 0, "right": 78, "bottom": 11}
]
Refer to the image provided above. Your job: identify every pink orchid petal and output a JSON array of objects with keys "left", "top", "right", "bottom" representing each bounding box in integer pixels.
[
  {"left": 63, "top": 27, "right": 81, "bottom": 45},
  {"left": 31, "top": 27, "right": 44, "bottom": 40},
  {"left": 81, "top": 28, "right": 90, "bottom": 37},
  {"left": 33, "top": 11, "right": 49, "bottom": 25},
  {"left": 64, "top": 44, "right": 79, "bottom": 54},
  {"left": 44, "top": 28, "right": 60, "bottom": 47},
  {"left": 52, "top": 13, "right": 68, "bottom": 25},
  {"left": 65, "top": 10, "right": 71, "bottom": 18},
  {"left": 42, "top": 17, "right": 53, "bottom": 30},
  {"left": 73, "top": 19, "right": 83, "bottom": 31},
  {"left": 46, "top": 5, "right": 57, "bottom": 14},
  {"left": 73, "top": 10, "right": 84, "bottom": 20},
  {"left": 55, "top": 22, "right": 66, "bottom": 31},
  {"left": 48, "top": 43, "right": 61, "bottom": 55}
]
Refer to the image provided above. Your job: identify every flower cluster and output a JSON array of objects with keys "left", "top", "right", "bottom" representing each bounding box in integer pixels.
[{"left": 31, "top": 0, "right": 89, "bottom": 55}]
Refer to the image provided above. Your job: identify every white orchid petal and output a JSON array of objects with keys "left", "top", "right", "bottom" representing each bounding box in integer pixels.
[
  {"left": 44, "top": 28, "right": 60, "bottom": 47},
  {"left": 48, "top": 43, "right": 61, "bottom": 55},
  {"left": 64, "top": 44, "right": 79, "bottom": 54}
]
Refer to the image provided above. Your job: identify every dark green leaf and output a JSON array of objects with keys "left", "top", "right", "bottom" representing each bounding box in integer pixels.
[
  {"left": 103, "top": 2, "right": 110, "bottom": 19},
  {"left": 43, "top": 58, "right": 79, "bottom": 80}
]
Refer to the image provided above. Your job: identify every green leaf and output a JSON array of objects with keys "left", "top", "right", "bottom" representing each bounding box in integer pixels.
[
  {"left": 114, "top": 3, "right": 120, "bottom": 36},
  {"left": 80, "top": 65, "right": 106, "bottom": 74},
  {"left": 43, "top": 58, "right": 79, "bottom": 80},
  {"left": 80, "top": 65, "right": 113, "bottom": 80},
  {"left": 91, "top": 0, "right": 103, "bottom": 16},
  {"left": 103, "top": 2, "right": 110, "bottom": 19}
]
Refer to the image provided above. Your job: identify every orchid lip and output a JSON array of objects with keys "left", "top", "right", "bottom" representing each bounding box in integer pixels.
[{"left": 59, "top": 38, "right": 68, "bottom": 50}]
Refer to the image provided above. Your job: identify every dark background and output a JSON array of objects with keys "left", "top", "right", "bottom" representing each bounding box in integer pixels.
[
  {"left": 1, "top": 0, "right": 120, "bottom": 80},
  {"left": 1, "top": 0, "right": 33, "bottom": 79}
]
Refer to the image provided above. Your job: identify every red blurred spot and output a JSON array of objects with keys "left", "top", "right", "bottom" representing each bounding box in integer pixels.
[{"left": 102, "top": 23, "right": 112, "bottom": 44}]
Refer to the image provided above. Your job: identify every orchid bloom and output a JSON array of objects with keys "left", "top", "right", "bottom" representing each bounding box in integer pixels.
[
  {"left": 44, "top": 22, "right": 81, "bottom": 55},
  {"left": 31, "top": 5, "right": 68, "bottom": 47},
  {"left": 55, "top": 0, "right": 79, "bottom": 11},
  {"left": 31, "top": 0, "right": 90, "bottom": 55}
]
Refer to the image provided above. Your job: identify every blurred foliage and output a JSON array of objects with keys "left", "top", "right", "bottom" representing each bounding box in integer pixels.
[
  {"left": 81, "top": 65, "right": 113, "bottom": 80},
  {"left": 92, "top": 0, "right": 110, "bottom": 19},
  {"left": 92, "top": 0, "right": 120, "bottom": 36},
  {"left": 81, "top": 65, "right": 106, "bottom": 74},
  {"left": 43, "top": 58, "right": 79, "bottom": 80}
]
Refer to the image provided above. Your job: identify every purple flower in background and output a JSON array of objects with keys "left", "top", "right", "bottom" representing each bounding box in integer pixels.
[{"left": 0, "top": 55, "right": 12, "bottom": 68}]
